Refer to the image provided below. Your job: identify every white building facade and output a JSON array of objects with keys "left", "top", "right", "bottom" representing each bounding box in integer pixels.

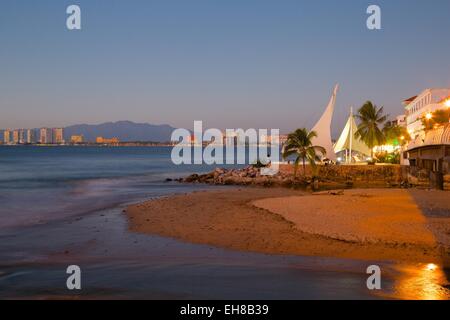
[{"left": 403, "top": 88, "right": 450, "bottom": 138}]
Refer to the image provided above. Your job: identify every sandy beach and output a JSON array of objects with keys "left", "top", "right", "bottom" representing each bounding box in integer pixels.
[{"left": 126, "top": 187, "right": 450, "bottom": 266}]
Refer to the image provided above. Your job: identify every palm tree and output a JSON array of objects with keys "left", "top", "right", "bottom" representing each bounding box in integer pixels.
[
  {"left": 355, "top": 101, "right": 387, "bottom": 159},
  {"left": 282, "top": 128, "right": 326, "bottom": 176},
  {"left": 383, "top": 121, "right": 410, "bottom": 146}
]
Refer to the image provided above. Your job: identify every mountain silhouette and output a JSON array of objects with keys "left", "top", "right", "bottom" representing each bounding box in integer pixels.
[{"left": 63, "top": 121, "right": 176, "bottom": 142}]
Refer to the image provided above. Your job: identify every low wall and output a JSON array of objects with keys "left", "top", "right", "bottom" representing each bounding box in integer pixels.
[
  {"left": 183, "top": 164, "right": 448, "bottom": 190},
  {"left": 279, "top": 164, "right": 406, "bottom": 185}
]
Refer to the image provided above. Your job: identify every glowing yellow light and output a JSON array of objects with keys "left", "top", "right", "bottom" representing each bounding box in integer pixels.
[
  {"left": 393, "top": 263, "right": 447, "bottom": 300},
  {"left": 425, "top": 113, "right": 433, "bottom": 120},
  {"left": 400, "top": 136, "right": 405, "bottom": 140},
  {"left": 425, "top": 263, "right": 437, "bottom": 271},
  {"left": 445, "top": 99, "right": 450, "bottom": 108}
]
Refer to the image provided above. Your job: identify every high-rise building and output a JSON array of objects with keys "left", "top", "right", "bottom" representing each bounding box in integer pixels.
[
  {"left": 52, "top": 128, "right": 64, "bottom": 144},
  {"left": 40, "top": 128, "right": 52, "bottom": 144},
  {"left": 26, "top": 129, "right": 36, "bottom": 144},
  {"left": 18, "top": 129, "right": 25, "bottom": 144},
  {"left": 39, "top": 128, "right": 46, "bottom": 144},
  {"left": 3, "top": 130, "right": 11, "bottom": 144},
  {"left": 12, "top": 130, "right": 20, "bottom": 144}
]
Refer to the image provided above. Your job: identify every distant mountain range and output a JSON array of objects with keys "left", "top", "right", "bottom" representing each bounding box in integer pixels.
[{"left": 63, "top": 121, "right": 177, "bottom": 142}]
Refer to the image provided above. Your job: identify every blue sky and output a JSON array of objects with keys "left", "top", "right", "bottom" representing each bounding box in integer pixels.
[{"left": 1, "top": 0, "right": 450, "bottom": 136}]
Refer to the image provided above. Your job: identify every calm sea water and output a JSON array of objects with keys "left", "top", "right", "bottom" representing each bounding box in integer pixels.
[
  {"left": 0, "top": 146, "right": 219, "bottom": 229},
  {"left": 0, "top": 146, "right": 444, "bottom": 299}
]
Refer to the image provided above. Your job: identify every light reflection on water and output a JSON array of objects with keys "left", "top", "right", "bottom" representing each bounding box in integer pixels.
[{"left": 386, "top": 263, "right": 450, "bottom": 300}]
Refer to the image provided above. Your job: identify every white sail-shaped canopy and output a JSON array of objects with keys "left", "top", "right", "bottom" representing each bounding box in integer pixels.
[
  {"left": 311, "top": 84, "right": 339, "bottom": 161},
  {"left": 334, "top": 109, "right": 371, "bottom": 157}
]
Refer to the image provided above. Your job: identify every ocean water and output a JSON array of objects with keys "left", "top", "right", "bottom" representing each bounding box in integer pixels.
[
  {"left": 0, "top": 146, "right": 445, "bottom": 299},
  {"left": 0, "top": 146, "right": 219, "bottom": 229}
]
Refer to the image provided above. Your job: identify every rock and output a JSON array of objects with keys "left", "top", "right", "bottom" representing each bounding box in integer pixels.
[
  {"left": 252, "top": 176, "right": 270, "bottom": 186},
  {"left": 181, "top": 164, "right": 413, "bottom": 189},
  {"left": 241, "top": 177, "right": 253, "bottom": 185},
  {"left": 223, "top": 176, "right": 241, "bottom": 185},
  {"left": 279, "top": 178, "right": 293, "bottom": 187},
  {"left": 184, "top": 174, "right": 199, "bottom": 183},
  {"left": 197, "top": 172, "right": 214, "bottom": 183}
]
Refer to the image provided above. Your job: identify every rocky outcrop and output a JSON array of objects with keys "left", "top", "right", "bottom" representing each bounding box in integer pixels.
[
  {"left": 180, "top": 164, "right": 413, "bottom": 189},
  {"left": 182, "top": 167, "right": 310, "bottom": 188}
]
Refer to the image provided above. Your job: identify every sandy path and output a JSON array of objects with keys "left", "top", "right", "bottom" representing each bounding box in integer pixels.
[{"left": 126, "top": 187, "right": 446, "bottom": 264}]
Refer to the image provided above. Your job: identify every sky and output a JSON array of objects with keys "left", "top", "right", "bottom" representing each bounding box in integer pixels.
[{"left": 1, "top": 0, "right": 450, "bottom": 137}]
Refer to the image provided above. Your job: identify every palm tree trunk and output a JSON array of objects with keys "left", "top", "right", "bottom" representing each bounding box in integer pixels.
[{"left": 302, "top": 158, "right": 306, "bottom": 176}]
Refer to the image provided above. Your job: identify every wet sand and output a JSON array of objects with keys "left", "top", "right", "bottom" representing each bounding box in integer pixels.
[{"left": 126, "top": 188, "right": 450, "bottom": 265}]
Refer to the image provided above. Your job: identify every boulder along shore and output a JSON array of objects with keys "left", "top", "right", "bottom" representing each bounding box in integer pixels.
[{"left": 176, "top": 165, "right": 411, "bottom": 189}]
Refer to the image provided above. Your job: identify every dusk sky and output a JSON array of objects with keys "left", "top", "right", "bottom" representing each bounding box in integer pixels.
[{"left": 1, "top": 0, "right": 450, "bottom": 137}]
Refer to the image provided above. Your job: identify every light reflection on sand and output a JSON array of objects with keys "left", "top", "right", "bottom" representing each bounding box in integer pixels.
[{"left": 387, "top": 263, "right": 450, "bottom": 300}]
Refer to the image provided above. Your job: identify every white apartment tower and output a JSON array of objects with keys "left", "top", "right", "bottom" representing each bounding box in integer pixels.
[
  {"left": 3, "top": 130, "right": 11, "bottom": 144},
  {"left": 40, "top": 128, "right": 52, "bottom": 144},
  {"left": 52, "top": 128, "right": 64, "bottom": 145},
  {"left": 26, "top": 129, "right": 36, "bottom": 144}
]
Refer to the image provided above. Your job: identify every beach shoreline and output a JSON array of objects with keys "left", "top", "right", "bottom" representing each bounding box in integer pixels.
[{"left": 125, "top": 187, "right": 450, "bottom": 267}]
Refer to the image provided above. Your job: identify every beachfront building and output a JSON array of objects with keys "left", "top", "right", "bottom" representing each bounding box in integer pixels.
[
  {"left": 39, "top": 128, "right": 52, "bottom": 144},
  {"left": 37, "top": 128, "right": 65, "bottom": 144},
  {"left": 402, "top": 88, "right": 450, "bottom": 188},
  {"left": 52, "top": 128, "right": 64, "bottom": 144},
  {"left": 3, "top": 130, "right": 11, "bottom": 144},
  {"left": 403, "top": 88, "right": 450, "bottom": 139},
  {"left": 395, "top": 114, "right": 407, "bottom": 127},
  {"left": 405, "top": 123, "right": 450, "bottom": 190},
  {"left": 70, "top": 135, "right": 84, "bottom": 144},
  {"left": 26, "top": 129, "right": 36, "bottom": 144},
  {"left": 12, "top": 130, "right": 20, "bottom": 144},
  {"left": 96, "top": 136, "right": 120, "bottom": 145},
  {"left": 407, "top": 123, "right": 450, "bottom": 171},
  {"left": 2, "top": 129, "right": 30, "bottom": 145},
  {"left": 19, "top": 129, "right": 26, "bottom": 144}
]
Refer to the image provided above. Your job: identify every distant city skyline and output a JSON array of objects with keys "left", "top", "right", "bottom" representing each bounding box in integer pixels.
[
  {"left": 2, "top": 127, "right": 65, "bottom": 145},
  {"left": 1, "top": 0, "right": 450, "bottom": 137}
]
